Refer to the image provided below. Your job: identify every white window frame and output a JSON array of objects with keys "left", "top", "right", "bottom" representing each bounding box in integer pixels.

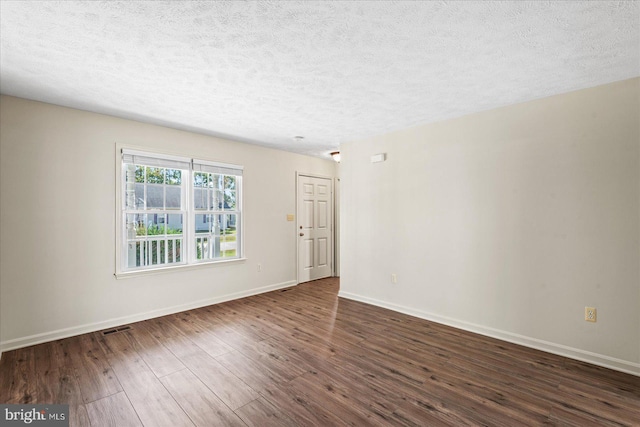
[{"left": 115, "top": 146, "right": 244, "bottom": 277}]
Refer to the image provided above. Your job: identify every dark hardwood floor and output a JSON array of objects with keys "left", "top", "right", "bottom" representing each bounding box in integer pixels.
[{"left": 1, "top": 277, "right": 638, "bottom": 426}]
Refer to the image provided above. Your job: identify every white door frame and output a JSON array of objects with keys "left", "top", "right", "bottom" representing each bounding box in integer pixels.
[
  {"left": 334, "top": 177, "right": 340, "bottom": 277},
  {"left": 296, "top": 172, "right": 335, "bottom": 284}
]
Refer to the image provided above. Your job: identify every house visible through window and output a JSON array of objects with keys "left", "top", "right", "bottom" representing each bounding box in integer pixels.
[{"left": 121, "top": 149, "right": 242, "bottom": 272}]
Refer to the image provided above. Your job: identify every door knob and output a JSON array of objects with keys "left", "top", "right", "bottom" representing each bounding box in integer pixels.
[{"left": 299, "top": 232, "right": 304, "bottom": 236}]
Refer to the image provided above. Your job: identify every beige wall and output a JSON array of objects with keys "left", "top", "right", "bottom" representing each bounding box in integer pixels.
[
  {"left": 339, "top": 78, "right": 640, "bottom": 375},
  {"left": 0, "top": 96, "right": 337, "bottom": 351}
]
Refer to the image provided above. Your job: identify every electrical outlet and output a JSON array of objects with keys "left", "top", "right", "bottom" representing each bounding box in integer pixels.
[
  {"left": 585, "top": 307, "right": 597, "bottom": 322},
  {"left": 391, "top": 273, "right": 397, "bottom": 284},
  {"left": 257, "top": 263, "right": 262, "bottom": 272}
]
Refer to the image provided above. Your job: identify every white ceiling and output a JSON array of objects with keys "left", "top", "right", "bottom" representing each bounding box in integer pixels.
[{"left": 1, "top": 1, "right": 638, "bottom": 159}]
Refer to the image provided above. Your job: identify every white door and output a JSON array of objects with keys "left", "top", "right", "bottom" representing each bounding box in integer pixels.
[{"left": 297, "top": 175, "right": 333, "bottom": 283}]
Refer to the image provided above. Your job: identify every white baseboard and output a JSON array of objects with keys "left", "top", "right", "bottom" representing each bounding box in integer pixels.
[
  {"left": 0, "top": 280, "right": 296, "bottom": 353},
  {"left": 338, "top": 290, "right": 640, "bottom": 377}
]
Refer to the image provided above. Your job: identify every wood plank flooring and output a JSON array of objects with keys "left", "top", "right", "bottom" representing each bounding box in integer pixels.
[{"left": 1, "top": 277, "right": 638, "bottom": 426}]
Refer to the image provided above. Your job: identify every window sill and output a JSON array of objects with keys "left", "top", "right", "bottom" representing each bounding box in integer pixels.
[{"left": 114, "top": 258, "right": 247, "bottom": 279}]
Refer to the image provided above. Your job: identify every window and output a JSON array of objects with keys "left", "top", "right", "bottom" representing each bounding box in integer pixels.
[
  {"left": 120, "top": 149, "right": 243, "bottom": 273},
  {"left": 192, "top": 160, "right": 241, "bottom": 261}
]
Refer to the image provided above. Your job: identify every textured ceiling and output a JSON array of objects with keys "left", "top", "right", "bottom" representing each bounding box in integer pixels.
[{"left": 1, "top": 1, "right": 638, "bottom": 158}]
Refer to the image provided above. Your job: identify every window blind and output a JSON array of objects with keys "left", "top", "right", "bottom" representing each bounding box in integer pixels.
[
  {"left": 122, "top": 149, "right": 191, "bottom": 170},
  {"left": 192, "top": 159, "right": 243, "bottom": 177}
]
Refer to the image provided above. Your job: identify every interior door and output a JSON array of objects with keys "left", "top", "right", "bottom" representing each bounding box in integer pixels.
[{"left": 297, "top": 174, "right": 333, "bottom": 283}]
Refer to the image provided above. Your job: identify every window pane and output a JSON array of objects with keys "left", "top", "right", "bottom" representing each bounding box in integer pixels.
[
  {"left": 195, "top": 214, "right": 210, "bottom": 234},
  {"left": 150, "top": 240, "right": 159, "bottom": 265},
  {"left": 166, "top": 169, "right": 182, "bottom": 185},
  {"left": 194, "top": 172, "right": 207, "bottom": 187},
  {"left": 211, "top": 174, "right": 223, "bottom": 190},
  {"left": 212, "top": 214, "right": 222, "bottom": 235},
  {"left": 195, "top": 237, "right": 203, "bottom": 259},
  {"left": 126, "top": 214, "right": 146, "bottom": 237},
  {"left": 194, "top": 188, "right": 206, "bottom": 210},
  {"left": 127, "top": 241, "right": 143, "bottom": 268},
  {"left": 167, "top": 239, "right": 174, "bottom": 262},
  {"left": 221, "top": 214, "right": 237, "bottom": 257},
  {"left": 125, "top": 164, "right": 135, "bottom": 184},
  {"left": 135, "top": 165, "right": 145, "bottom": 183},
  {"left": 219, "top": 214, "right": 230, "bottom": 235},
  {"left": 225, "top": 214, "right": 237, "bottom": 233},
  {"left": 166, "top": 186, "right": 181, "bottom": 209},
  {"left": 135, "top": 183, "right": 145, "bottom": 209},
  {"left": 224, "top": 176, "right": 236, "bottom": 190},
  {"left": 146, "top": 214, "right": 166, "bottom": 236},
  {"left": 146, "top": 185, "right": 164, "bottom": 209},
  {"left": 147, "top": 167, "right": 164, "bottom": 184},
  {"left": 197, "top": 235, "right": 221, "bottom": 259},
  {"left": 167, "top": 214, "right": 183, "bottom": 234},
  {"left": 212, "top": 235, "right": 221, "bottom": 258},
  {"left": 224, "top": 189, "right": 236, "bottom": 210},
  {"left": 159, "top": 240, "right": 166, "bottom": 264},
  {"left": 175, "top": 239, "right": 181, "bottom": 262},
  {"left": 211, "top": 190, "right": 223, "bottom": 211}
]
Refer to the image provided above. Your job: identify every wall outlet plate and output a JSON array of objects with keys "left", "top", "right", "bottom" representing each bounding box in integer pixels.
[{"left": 585, "top": 307, "right": 597, "bottom": 322}]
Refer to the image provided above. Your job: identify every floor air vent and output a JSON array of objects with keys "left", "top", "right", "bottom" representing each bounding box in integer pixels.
[{"left": 101, "top": 325, "right": 132, "bottom": 335}]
